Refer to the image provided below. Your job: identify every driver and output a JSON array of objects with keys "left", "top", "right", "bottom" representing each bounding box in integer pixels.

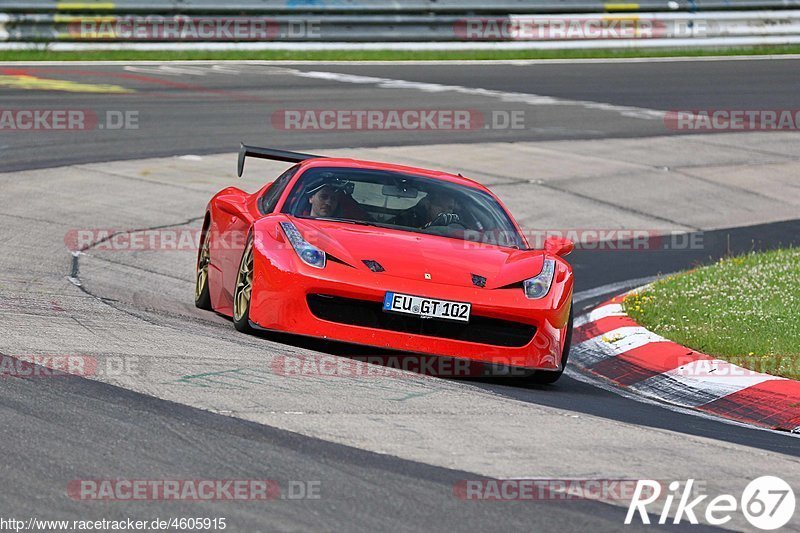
[
  {"left": 308, "top": 184, "right": 340, "bottom": 218},
  {"left": 392, "top": 189, "right": 460, "bottom": 229}
]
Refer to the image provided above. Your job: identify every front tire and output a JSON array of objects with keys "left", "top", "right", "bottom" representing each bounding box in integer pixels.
[
  {"left": 232, "top": 232, "right": 255, "bottom": 333},
  {"left": 528, "top": 303, "right": 573, "bottom": 385}
]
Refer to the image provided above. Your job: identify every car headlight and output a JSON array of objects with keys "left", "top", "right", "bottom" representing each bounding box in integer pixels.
[
  {"left": 523, "top": 259, "right": 556, "bottom": 299},
  {"left": 280, "top": 221, "right": 326, "bottom": 269}
]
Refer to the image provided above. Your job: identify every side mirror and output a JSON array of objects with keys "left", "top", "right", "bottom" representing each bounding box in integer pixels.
[{"left": 544, "top": 236, "right": 574, "bottom": 257}]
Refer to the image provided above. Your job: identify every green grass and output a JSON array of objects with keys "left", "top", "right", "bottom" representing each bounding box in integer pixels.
[
  {"left": 3, "top": 44, "right": 800, "bottom": 62},
  {"left": 624, "top": 248, "right": 800, "bottom": 380}
]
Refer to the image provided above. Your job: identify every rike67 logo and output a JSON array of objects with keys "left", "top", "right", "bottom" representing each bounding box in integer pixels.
[{"left": 626, "top": 476, "right": 795, "bottom": 530}]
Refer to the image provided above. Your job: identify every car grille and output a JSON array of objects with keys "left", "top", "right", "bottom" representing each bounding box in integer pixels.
[{"left": 306, "top": 294, "right": 536, "bottom": 348}]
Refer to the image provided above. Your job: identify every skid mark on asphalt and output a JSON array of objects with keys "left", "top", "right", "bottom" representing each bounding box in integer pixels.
[
  {"left": 67, "top": 215, "right": 205, "bottom": 327},
  {"left": 393, "top": 390, "right": 439, "bottom": 402},
  {"left": 87, "top": 254, "right": 193, "bottom": 284},
  {"left": 169, "top": 369, "right": 256, "bottom": 390},
  {"left": 165, "top": 366, "right": 445, "bottom": 402},
  {"left": 0, "top": 295, "right": 70, "bottom": 314}
]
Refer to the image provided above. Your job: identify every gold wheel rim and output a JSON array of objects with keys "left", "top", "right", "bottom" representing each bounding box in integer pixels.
[
  {"left": 233, "top": 239, "right": 253, "bottom": 322},
  {"left": 195, "top": 231, "right": 210, "bottom": 300}
]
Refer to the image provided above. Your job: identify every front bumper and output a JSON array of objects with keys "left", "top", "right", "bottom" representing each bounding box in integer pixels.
[{"left": 249, "top": 242, "right": 573, "bottom": 370}]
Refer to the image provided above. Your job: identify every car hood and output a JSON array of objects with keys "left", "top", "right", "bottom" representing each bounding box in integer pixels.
[{"left": 291, "top": 218, "right": 544, "bottom": 289}]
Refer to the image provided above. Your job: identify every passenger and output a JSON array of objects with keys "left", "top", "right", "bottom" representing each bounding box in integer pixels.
[{"left": 393, "top": 189, "right": 460, "bottom": 229}]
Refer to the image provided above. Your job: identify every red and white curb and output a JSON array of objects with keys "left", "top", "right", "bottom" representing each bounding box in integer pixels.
[{"left": 572, "top": 290, "right": 800, "bottom": 433}]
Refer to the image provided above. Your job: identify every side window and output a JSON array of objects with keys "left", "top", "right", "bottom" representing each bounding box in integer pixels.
[{"left": 259, "top": 165, "right": 298, "bottom": 214}]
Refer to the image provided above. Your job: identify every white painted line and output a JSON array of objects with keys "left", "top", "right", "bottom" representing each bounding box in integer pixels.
[
  {"left": 579, "top": 325, "right": 667, "bottom": 357},
  {"left": 572, "top": 275, "right": 659, "bottom": 306},
  {"left": 660, "top": 358, "right": 782, "bottom": 402},
  {"left": 572, "top": 326, "right": 666, "bottom": 367},
  {"left": 289, "top": 69, "right": 665, "bottom": 120},
  {"left": 124, "top": 64, "right": 224, "bottom": 76},
  {"left": 623, "top": 283, "right": 653, "bottom": 297},
  {"left": 574, "top": 303, "right": 626, "bottom": 328}
]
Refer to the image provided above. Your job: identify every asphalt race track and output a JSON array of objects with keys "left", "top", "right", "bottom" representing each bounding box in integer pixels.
[
  {"left": 3, "top": 57, "right": 800, "bottom": 172},
  {"left": 1, "top": 59, "right": 799, "bottom": 532}
]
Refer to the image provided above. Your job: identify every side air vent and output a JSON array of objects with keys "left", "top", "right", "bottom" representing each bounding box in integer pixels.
[
  {"left": 363, "top": 260, "right": 385, "bottom": 273},
  {"left": 471, "top": 274, "right": 487, "bottom": 288}
]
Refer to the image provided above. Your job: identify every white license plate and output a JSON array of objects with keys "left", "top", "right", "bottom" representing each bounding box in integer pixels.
[{"left": 382, "top": 292, "right": 471, "bottom": 322}]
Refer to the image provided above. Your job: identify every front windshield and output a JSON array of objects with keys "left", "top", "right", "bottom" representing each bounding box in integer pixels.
[{"left": 281, "top": 167, "right": 525, "bottom": 249}]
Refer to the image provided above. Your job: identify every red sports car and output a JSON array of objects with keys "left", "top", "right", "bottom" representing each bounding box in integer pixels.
[{"left": 196, "top": 144, "right": 574, "bottom": 383}]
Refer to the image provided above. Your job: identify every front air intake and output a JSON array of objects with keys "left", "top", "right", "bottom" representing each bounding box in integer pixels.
[{"left": 307, "top": 294, "right": 536, "bottom": 347}]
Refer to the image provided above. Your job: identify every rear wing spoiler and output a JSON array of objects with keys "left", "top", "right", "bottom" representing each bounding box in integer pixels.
[{"left": 237, "top": 143, "right": 326, "bottom": 177}]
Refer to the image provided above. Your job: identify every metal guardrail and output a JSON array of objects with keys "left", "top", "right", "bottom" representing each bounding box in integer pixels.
[
  {"left": 3, "top": 0, "right": 800, "bottom": 14},
  {"left": 3, "top": 11, "right": 800, "bottom": 42},
  {"left": 3, "top": 1, "right": 800, "bottom": 46}
]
